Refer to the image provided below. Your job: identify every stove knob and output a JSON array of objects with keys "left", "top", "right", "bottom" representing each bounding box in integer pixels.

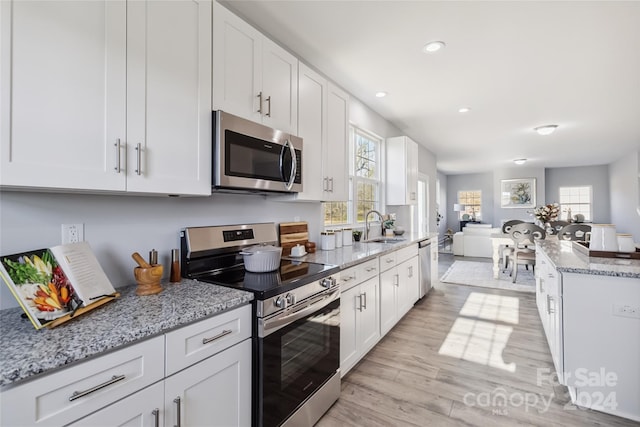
[
  {"left": 274, "top": 295, "right": 287, "bottom": 308},
  {"left": 321, "top": 277, "right": 336, "bottom": 288},
  {"left": 285, "top": 293, "right": 296, "bottom": 305}
]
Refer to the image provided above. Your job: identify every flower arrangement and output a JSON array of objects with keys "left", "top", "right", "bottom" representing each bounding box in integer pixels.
[{"left": 532, "top": 203, "right": 560, "bottom": 223}]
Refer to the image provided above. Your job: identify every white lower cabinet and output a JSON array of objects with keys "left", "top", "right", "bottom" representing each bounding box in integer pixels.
[
  {"left": 340, "top": 275, "right": 380, "bottom": 376},
  {"left": 0, "top": 306, "right": 251, "bottom": 427},
  {"left": 379, "top": 246, "right": 419, "bottom": 336},
  {"left": 164, "top": 339, "right": 251, "bottom": 427}
]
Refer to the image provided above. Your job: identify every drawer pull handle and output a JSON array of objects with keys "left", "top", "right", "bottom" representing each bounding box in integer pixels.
[
  {"left": 342, "top": 275, "right": 355, "bottom": 282},
  {"left": 69, "top": 374, "right": 126, "bottom": 401},
  {"left": 386, "top": 258, "right": 394, "bottom": 264},
  {"left": 202, "top": 329, "right": 233, "bottom": 345},
  {"left": 152, "top": 409, "right": 160, "bottom": 427},
  {"left": 365, "top": 267, "right": 376, "bottom": 272}
]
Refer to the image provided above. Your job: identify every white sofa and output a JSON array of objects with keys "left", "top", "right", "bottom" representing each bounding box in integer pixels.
[{"left": 452, "top": 224, "right": 502, "bottom": 258}]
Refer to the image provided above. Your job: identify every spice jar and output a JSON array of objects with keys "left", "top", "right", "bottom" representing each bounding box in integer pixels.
[{"left": 320, "top": 231, "right": 335, "bottom": 251}]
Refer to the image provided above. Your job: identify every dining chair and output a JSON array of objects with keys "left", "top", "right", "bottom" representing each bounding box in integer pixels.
[
  {"left": 501, "top": 220, "right": 524, "bottom": 270},
  {"left": 546, "top": 220, "right": 570, "bottom": 235},
  {"left": 557, "top": 224, "right": 591, "bottom": 241},
  {"left": 508, "top": 223, "right": 546, "bottom": 283}
]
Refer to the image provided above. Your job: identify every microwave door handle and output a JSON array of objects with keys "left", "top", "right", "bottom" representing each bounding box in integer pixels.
[{"left": 280, "top": 139, "right": 297, "bottom": 191}]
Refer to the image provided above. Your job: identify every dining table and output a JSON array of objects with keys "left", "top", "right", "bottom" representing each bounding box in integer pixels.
[{"left": 490, "top": 232, "right": 557, "bottom": 278}]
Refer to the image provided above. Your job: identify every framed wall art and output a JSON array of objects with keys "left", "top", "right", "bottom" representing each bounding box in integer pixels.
[{"left": 501, "top": 178, "right": 536, "bottom": 208}]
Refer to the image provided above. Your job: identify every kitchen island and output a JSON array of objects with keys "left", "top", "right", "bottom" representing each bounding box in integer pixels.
[{"left": 534, "top": 239, "right": 640, "bottom": 422}]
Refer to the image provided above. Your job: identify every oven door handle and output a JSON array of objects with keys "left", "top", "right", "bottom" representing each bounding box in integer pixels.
[{"left": 260, "top": 288, "right": 339, "bottom": 337}]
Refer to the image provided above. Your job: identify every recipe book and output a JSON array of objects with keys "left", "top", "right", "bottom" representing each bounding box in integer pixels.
[{"left": 0, "top": 241, "right": 117, "bottom": 329}]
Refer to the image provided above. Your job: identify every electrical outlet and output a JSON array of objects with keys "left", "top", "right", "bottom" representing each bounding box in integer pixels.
[
  {"left": 62, "top": 223, "right": 84, "bottom": 244},
  {"left": 613, "top": 304, "right": 640, "bottom": 319}
]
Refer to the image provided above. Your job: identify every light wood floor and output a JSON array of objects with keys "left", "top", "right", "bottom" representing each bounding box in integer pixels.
[{"left": 317, "top": 255, "right": 637, "bottom": 427}]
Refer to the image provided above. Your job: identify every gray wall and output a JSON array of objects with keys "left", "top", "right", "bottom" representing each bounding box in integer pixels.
[
  {"left": 545, "top": 165, "right": 611, "bottom": 223},
  {"left": 609, "top": 150, "right": 640, "bottom": 241},
  {"left": 445, "top": 172, "right": 494, "bottom": 231},
  {"left": 493, "top": 167, "right": 546, "bottom": 226}
]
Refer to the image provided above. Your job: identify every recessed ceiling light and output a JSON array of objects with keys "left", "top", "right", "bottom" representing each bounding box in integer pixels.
[
  {"left": 375, "top": 91, "right": 387, "bottom": 98},
  {"left": 534, "top": 124, "right": 558, "bottom": 135},
  {"left": 422, "top": 41, "right": 446, "bottom": 53},
  {"left": 514, "top": 158, "right": 527, "bottom": 165},
  {"left": 458, "top": 107, "right": 471, "bottom": 113}
]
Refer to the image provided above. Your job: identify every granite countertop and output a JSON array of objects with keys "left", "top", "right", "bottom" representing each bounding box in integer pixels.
[
  {"left": 536, "top": 240, "right": 640, "bottom": 278},
  {"left": 286, "top": 232, "right": 437, "bottom": 269},
  {"left": 0, "top": 280, "right": 253, "bottom": 388}
]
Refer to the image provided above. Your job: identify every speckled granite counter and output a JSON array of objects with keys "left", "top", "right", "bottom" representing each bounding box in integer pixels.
[
  {"left": 0, "top": 280, "right": 253, "bottom": 388},
  {"left": 537, "top": 239, "right": 640, "bottom": 278},
  {"left": 286, "top": 232, "right": 437, "bottom": 269}
]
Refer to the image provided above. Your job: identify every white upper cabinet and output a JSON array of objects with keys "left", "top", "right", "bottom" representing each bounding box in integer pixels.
[
  {"left": 0, "top": 0, "right": 212, "bottom": 195},
  {"left": 386, "top": 136, "right": 419, "bottom": 205},
  {"left": 213, "top": 2, "right": 298, "bottom": 135},
  {"left": 0, "top": 0, "right": 127, "bottom": 191},
  {"left": 324, "top": 82, "right": 349, "bottom": 201},
  {"left": 294, "top": 63, "right": 327, "bottom": 201},
  {"left": 126, "top": 0, "right": 212, "bottom": 195}
]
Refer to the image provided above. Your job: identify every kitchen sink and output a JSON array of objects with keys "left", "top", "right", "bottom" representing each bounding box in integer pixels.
[{"left": 363, "top": 237, "right": 406, "bottom": 244}]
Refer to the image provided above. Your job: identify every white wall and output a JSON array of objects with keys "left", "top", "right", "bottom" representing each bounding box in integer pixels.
[
  {"left": 609, "top": 150, "right": 640, "bottom": 241},
  {"left": 0, "top": 191, "right": 322, "bottom": 309}
]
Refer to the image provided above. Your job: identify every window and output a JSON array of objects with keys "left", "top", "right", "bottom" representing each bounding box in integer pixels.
[
  {"left": 559, "top": 186, "right": 592, "bottom": 221},
  {"left": 323, "top": 127, "right": 382, "bottom": 226},
  {"left": 457, "top": 190, "right": 482, "bottom": 220}
]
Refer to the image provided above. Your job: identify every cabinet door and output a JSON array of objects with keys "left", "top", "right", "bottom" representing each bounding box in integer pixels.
[
  {"left": 379, "top": 267, "right": 398, "bottom": 336},
  {"left": 212, "top": 2, "right": 262, "bottom": 124},
  {"left": 295, "top": 63, "right": 326, "bottom": 201},
  {"left": 69, "top": 382, "right": 164, "bottom": 427},
  {"left": 261, "top": 38, "right": 298, "bottom": 134},
  {"left": 324, "top": 82, "right": 349, "bottom": 201},
  {"left": 126, "top": 0, "right": 211, "bottom": 195},
  {"left": 359, "top": 277, "right": 380, "bottom": 355},
  {"left": 164, "top": 339, "right": 251, "bottom": 427},
  {"left": 407, "top": 137, "right": 419, "bottom": 203},
  {"left": 340, "top": 285, "right": 360, "bottom": 376},
  {"left": 398, "top": 256, "right": 419, "bottom": 317},
  {"left": 1, "top": 0, "right": 126, "bottom": 191},
  {"left": 386, "top": 136, "right": 418, "bottom": 205}
]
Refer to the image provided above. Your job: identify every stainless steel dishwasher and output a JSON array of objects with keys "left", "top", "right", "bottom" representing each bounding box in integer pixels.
[{"left": 418, "top": 239, "right": 432, "bottom": 298}]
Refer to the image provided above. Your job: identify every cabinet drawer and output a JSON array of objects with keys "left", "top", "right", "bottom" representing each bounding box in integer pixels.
[
  {"left": 379, "top": 252, "right": 397, "bottom": 272},
  {"left": 165, "top": 304, "right": 251, "bottom": 376},
  {"left": 395, "top": 244, "right": 418, "bottom": 264},
  {"left": 0, "top": 335, "right": 164, "bottom": 427},
  {"left": 339, "top": 259, "right": 379, "bottom": 292}
]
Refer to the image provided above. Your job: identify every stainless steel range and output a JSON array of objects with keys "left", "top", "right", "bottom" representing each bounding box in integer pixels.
[{"left": 181, "top": 223, "right": 341, "bottom": 427}]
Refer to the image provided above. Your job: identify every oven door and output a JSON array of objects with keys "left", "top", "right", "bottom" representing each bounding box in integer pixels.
[{"left": 257, "top": 291, "right": 340, "bottom": 427}]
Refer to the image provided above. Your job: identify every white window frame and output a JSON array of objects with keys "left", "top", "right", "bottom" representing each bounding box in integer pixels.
[
  {"left": 559, "top": 185, "right": 593, "bottom": 221},
  {"left": 457, "top": 190, "right": 482, "bottom": 221},
  {"left": 323, "top": 125, "right": 384, "bottom": 228}
]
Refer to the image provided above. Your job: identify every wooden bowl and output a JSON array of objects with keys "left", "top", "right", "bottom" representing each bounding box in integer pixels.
[{"left": 134, "top": 264, "right": 163, "bottom": 296}]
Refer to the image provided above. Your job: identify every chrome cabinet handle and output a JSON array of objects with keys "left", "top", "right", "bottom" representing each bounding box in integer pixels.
[
  {"left": 329, "top": 177, "right": 334, "bottom": 192},
  {"left": 152, "top": 409, "right": 160, "bottom": 427},
  {"left": 365, "top": 266, "right": 377, "bottom": 272},
  {"left": 539, "top": 278, "right": 544, "bottom": 293},
  {"left": 202, "top": 329, "right": 233, "bottom": 344},
  {"left": 394, "top": 274, "right": 399, "bottom": 286},
  {"left": 265, "top": 95, "right": 271, "bottom": 117},
  {"left": 342, "top": 275, "right": 355, "bottom": 282},
  {"left": 361, "top": 292, "right": 367, "bottom": 310},
  {"left": 386, "top": 258, "right": 394, "bottom": 264},
  {"left": 547, "top": 295, "right": 555, "bottom": 314},
  {"left": 357, "top": 294, "right": 363, "bottom": 312},
  {"left": 69, "top": 375, "right": 125, "bottom": 401},
  {"left": 135, "top": 143, "right": 142, "bottom": 175},
  {"left": 323, "top": 177, "right": 329, "bottom": 191},
  {"left": 173, "top": 397, "right": 181, "bottom": 427},
  {"left": 114, "top": 139, "right": 122, "bottom": 173},
  {"left": 408, "top": 266, "right": 413, "bottom": 278},
  {"left": 257, "top": 92, "right": 263, "bottom": 114}
]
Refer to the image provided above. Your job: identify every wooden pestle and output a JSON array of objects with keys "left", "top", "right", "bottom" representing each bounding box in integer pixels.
[{"left": 132, "top": 252, "right": 152, "bottom": 268}]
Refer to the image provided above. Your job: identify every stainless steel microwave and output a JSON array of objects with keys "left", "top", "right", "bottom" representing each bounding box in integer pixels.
[{"left": 213, "top": 111, "right": 302, "bottom": 193}]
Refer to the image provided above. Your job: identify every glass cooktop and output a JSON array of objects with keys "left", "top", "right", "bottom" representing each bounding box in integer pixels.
[{"left": 195, "top": 259, "right": 339, "bottom": 299}]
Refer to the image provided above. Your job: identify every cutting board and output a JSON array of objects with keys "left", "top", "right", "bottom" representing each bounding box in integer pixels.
[{"left": 279, "top": 221, "right": 309, "bottom": 256}]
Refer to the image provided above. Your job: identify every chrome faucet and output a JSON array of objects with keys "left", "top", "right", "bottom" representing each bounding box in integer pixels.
[{"left": 364, "top": 210, "right": 384, "bottom": 241}]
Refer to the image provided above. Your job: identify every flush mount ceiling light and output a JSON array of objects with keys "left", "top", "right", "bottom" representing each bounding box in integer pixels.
[
  {"left": 514, "top": 158, "right": 527, "bottom": 165},
  {"left": 534, "top": 124, "right": 558, "bottom": 135},
  {"left": 458, "top": 107, "right": 471, "bottom": 113},
  {"left": 422, "top": 41, "right": 446, "bottom": 53},
  {"left": 375, "top": 91, "right": 387, "bottom": 98}
]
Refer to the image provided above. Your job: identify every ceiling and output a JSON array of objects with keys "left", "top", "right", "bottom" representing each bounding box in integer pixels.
[{"left": 222, "top": 1, "right": 640, "bottom": 174}]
